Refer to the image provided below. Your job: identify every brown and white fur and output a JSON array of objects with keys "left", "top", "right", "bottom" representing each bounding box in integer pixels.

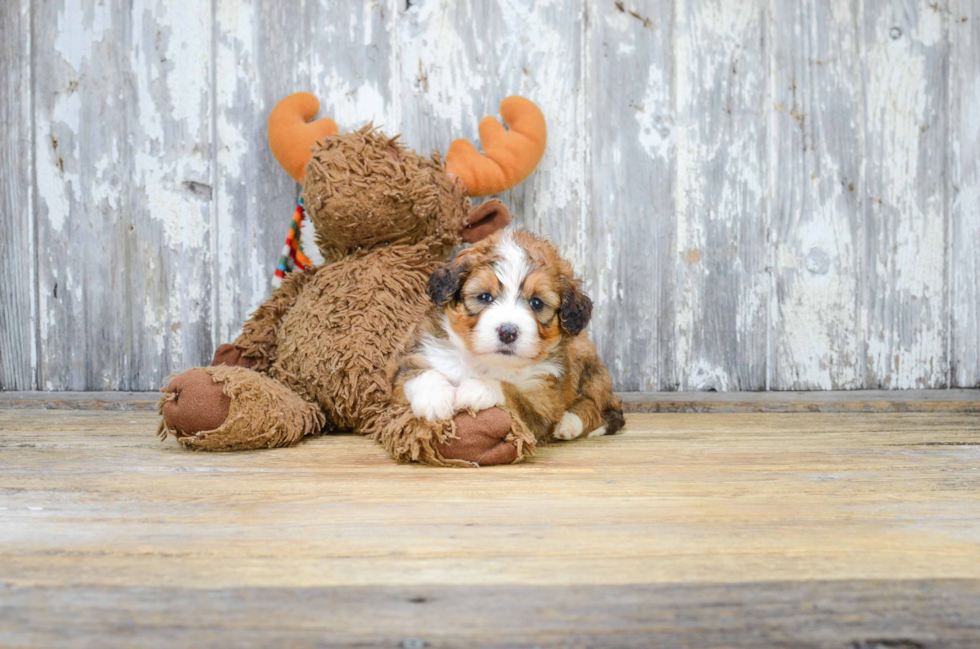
[{"left": 393, "top": 229, "right": 625, "bottom": 443}]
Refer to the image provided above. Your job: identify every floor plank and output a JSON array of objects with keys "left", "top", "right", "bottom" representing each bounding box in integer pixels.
[
  {"left": 3, "top": 581, "right": 979, "bottom": 648},
  {"left": 1, "top": 409, "right": 979, "bottom": 645}
]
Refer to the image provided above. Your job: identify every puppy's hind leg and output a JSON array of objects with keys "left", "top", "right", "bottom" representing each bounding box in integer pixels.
[
  {"left": 553, "top": 395, "right": 625, "bottom": 441},
  {"left": 556, "top": 341, "right": 625, "bottom": 441}
]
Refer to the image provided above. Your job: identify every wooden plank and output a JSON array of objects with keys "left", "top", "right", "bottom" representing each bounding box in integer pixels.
[
  {"left": 770, "top": 0, "right": 864, "bottom": 390},
  {"left": 3, "top": 389, "right": 980, "bottom": 413},
  {"left": 2, "top": 581, "right": 979, "bottom": 647},
  {"left": 212, "top": 0, "right": 308, "bottom": 347},
  {"left": 1, "top": 410, "right": 979, "bottom": 589},
  {"left": 621, "top": 388, "right": 980, "bottom": 412},
  {"left": 0, "top": 392, "right": 159, "bottom": 412},
  {"left": 586, "top": 0, "right": 674, "bottom": 391},
  {"left": 212, "top": 0, "right": 398, "bottom": 346},
  {"left": 671, "top": 0, "right": 769, "bottom": 390},
  {"left": 396, "top": 0, "right": 585, "bottom": 228},
  {"left": 862, "top": 0, "right": 949, "bottom": 388},
  {"left": 31, "top": 0, "right": 214, "bottom": 390},
  {"left": 0, "top": 0, "right": 35, "bottom": 391},
  {"left": 950, "top": 0, "right": 980, "bottom": 388},
  {"left": 396, "top": 0, "right": 588, "bottom": 306}
]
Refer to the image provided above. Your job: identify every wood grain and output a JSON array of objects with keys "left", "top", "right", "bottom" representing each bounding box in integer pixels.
[
  {"left": 620, "top": 387, "right": 980, "bottom": 412},
  {"left": 1, "top": 407, "right": 979, "bottom": 645},
  {"left": 212, "top": 0, "right": 302, "bottom": 349},
  {"left": 770, "top": 0, "right": 864, "bottom": 390},
  {"left": 950, "top": 0, "right": 980, "bottom": 389},
  {"left": 31, "top": 0, "right": 215, "bottom": 391},
  {"left": 586, "top": 0, "right": 674, "bottom": 392},
  {"left": 862, "top": 0, "right": 949, "bottom": 389},
  {"left": 2, "top": 409, "right": 979, "bottom": 588},
  {"left": 0, "top": 0, "right": 35, "bottom": 391},
  {"left": 672, "top": 0, "right": 769, "bottom": 390},
  {"left": 3, "top": 581, "right": 979, "bottom": 648}
]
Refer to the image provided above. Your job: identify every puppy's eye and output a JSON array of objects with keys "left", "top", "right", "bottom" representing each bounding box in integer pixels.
[
  {"left": 529, "top": 297, "right": 544, "bottom": 311},
  {"left": 477, "top": 293, "right": 494, "bottom": 304}
]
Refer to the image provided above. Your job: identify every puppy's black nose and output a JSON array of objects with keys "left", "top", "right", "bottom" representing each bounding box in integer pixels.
[{"left": 497, "top": 324, "right": 519, "bottom": 344}]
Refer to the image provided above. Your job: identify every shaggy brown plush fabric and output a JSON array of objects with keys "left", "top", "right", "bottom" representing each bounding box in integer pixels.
[
  {"left": 158, "top": 94, "right": 547, "bottom": 466},
  {"left": 303, "top": 126, "right": 466, "bottom": 258}
]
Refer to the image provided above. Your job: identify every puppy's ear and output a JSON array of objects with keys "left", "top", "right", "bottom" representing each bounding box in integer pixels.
[
  {"left": 559, "top": 280, "right": 593, "bottom": 335},
  {"left": 427, "top": 254, "right": 471, "bottom": 307}
]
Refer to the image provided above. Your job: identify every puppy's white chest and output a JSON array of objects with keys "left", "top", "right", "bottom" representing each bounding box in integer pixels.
[
  {"left": 421, "top": 336, "right": 561, "bottom": 390},
  {"left": 472, "top": 361, "right": 563, "bottom": 392}
]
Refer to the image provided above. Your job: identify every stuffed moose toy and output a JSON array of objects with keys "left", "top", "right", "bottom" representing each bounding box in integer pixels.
[{"left": 157, "top": 92, "right": 547, "bottom": 466}]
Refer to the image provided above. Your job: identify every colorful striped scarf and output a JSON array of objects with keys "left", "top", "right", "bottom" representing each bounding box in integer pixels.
[{"left": 272, "top": 198, "right": 324, "bottom": 288}]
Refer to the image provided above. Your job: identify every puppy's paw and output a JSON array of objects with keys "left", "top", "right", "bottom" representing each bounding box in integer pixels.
[
  {"left": 553, "top": 411, "right": 585, "bottom": 440},
  {"left": 454, "top": 379, "right": 505, "bottom": 413},
  {"left": 405, "top": 371, "right": 457, "bottom": 421},
  {"left": 586, "top": 425, "right": 609, "bottom": 438}
]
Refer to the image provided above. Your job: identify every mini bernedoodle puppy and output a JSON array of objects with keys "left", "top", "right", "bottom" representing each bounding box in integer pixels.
[{"left": 393, "top": 228, "right": 625, "bottom": 443}]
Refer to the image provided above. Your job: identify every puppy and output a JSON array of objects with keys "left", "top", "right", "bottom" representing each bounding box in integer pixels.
[{"left": 393, "top": 228, "right": 625, "bottom": 443}]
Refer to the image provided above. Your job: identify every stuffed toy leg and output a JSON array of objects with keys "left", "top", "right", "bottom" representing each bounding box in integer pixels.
[
  {"left": 157, "top": 365, "right": 323, "bottom": 451},
  {"left": 159, "top": 360, "right": 536, "bottom": 465}
]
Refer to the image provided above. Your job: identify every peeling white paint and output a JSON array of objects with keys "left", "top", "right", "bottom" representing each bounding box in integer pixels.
[
  {"left": 36, "top": 90, "right": 81, "bottom": 233},
  {"left": 131, "top": 1, "right": 211, "bottom": 252},
  {"left": 10, "top": 0, "right": 977, "bottom": 392},
  {"left": 769, "top": 0, "right": 864, "bottom": 390},
  {"left": 310, "top": 69, "right": 390, "bottom": 129},
  {"left": 399, "top": 1, "right": 483, "bottom": 133},
  {"left": 214, "top": 0, "right": 262, "bottom": 345},
  {"left": 54, "top": 0, "right": 111, "bottom": 70},
  {"left": 636, "top": 63, "right": 671, "bottom": 161},
  {"left": 863, "top": 0, "right": 947, "bottom": 388}
]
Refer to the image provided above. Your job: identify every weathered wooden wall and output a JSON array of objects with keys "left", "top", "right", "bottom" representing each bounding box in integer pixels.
[{"left": 1, "top": 0, "right": 977, "bottom": 392}]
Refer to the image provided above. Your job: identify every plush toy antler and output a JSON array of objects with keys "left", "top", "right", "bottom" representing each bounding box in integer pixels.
[
  {"left": 445, "top": 97, "right": 547, "bottom": 197},
  {"left": 268, "top": 92, "right": 338, "bottom": 182},
  {"left": 265, "top": 93, "right": 545, "bottom": 285}
]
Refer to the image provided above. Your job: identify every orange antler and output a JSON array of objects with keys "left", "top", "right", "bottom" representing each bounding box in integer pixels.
[
  {"left": 268, "top": 92, "right": 338, "bottom": 183},
  {"left": 445, "top": 97, "right": 547, "bottom": 197}
]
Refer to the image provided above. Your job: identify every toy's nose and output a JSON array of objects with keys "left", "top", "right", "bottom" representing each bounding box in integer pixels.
[{"left": 497, "top": 324, "right": 519, "bottom": 344}]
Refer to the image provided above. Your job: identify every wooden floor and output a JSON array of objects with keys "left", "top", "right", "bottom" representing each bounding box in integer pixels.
[{"left": 2, "top": 397, "right": 980, "bottom": 647}]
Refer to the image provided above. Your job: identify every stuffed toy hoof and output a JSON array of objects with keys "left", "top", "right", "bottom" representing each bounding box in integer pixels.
[
  {"left": 211, "top": 343, "right": 256, "bottom": 369},
  {"left": 441, "top": 408, "right": 535, "bottom": 466},
  {"left": 160, "top": 368, "right": 231, "bottom": 437},
  {"left": 158, "top": 366, "right": 325, "bottom": 451}
]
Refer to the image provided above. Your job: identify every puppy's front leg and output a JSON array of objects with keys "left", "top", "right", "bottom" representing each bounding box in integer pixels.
[
  {"left": 453, "top": 378, "right": 506, "bottom": 413},
  {"left": 404, "top": 370, "right": 458, "bottom": 421}
]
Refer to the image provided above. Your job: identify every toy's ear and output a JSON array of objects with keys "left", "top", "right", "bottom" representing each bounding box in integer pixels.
[
  {"left": 559, "top": 280, "right": 593, "bottom": 336},
  {"left": 427, "top": 253, "right": 472, "bottom": 307},
  {"left": 445, "top": 96, "right": 546, "bottom": 197},
  {"left": 268, "top": 92, "right": 338, "bottom": 183},
  {"left": 462, "top": 199, "right": 511, "bottom": 243}
]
